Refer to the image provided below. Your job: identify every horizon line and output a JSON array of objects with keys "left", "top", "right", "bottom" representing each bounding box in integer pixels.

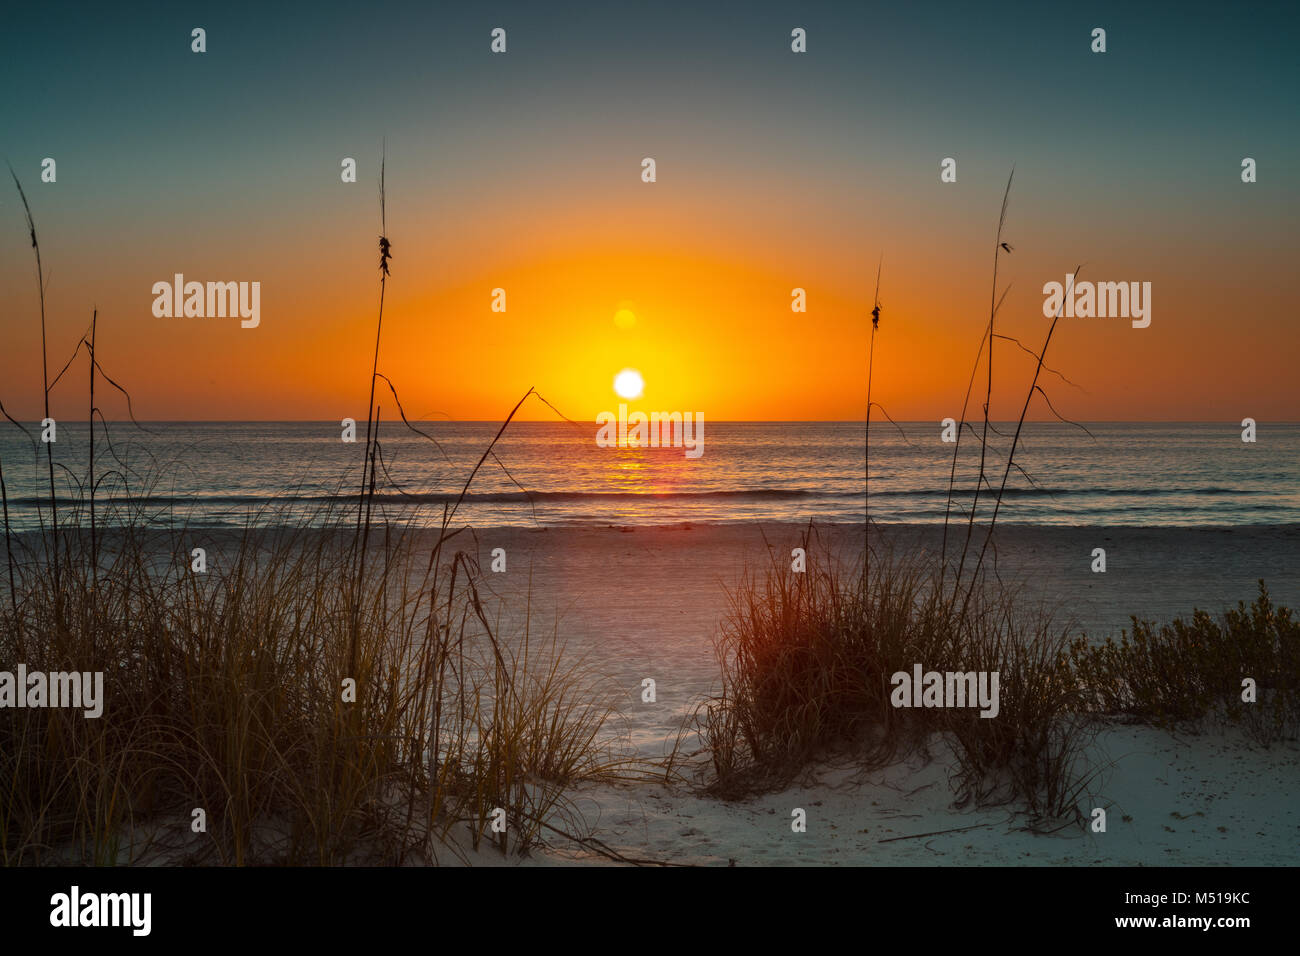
[{"left": 17, "top": 419, "right": 1298, "bottom": 426}]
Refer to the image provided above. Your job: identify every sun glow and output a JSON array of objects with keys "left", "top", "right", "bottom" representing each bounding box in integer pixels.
[{"left": 613, "top": 368, "right": 644, "bottom": 400}]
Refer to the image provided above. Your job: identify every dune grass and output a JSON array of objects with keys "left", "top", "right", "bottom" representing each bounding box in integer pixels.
[
  {"left": 699, "top": 532, "right": 1097, "bottom": 828},
  {"left": 699, "top": 525, "right": 1298, "bottom": 829},
  {"left": 0, "top": 492, "right": 645, "bottom": 865},
  {"left": 1069, "top": 581, "right": 1300, "bottom": 743}
]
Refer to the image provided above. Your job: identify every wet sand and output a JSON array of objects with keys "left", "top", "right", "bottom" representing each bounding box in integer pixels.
[{"left": 459, "top": 521, "right": 1300, "bottom": 754}]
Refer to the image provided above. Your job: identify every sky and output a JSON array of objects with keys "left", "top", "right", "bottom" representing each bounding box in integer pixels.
[{"left": 1, "top": 0, "right": 1297, "bottom": 422}]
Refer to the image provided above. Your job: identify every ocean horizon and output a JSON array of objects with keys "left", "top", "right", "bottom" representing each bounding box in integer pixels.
[{"left": 2, "top": 421, "right": 1295, "bottom": 531}]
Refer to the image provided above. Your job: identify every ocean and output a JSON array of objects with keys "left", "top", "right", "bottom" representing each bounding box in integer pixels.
[{"left": 0, "top": 421, "right": 1295, "bottom": 531}]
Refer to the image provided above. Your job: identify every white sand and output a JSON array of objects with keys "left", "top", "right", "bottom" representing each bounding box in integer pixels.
[{"left": 515, "top": 722, "right": 1299, "bottom": 866}]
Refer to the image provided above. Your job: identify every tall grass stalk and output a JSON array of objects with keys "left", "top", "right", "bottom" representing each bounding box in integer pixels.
[
  {"left": 87, "top": 310, "right": 97, "bottom": 592},
  {"left": 864, "top": 256, "right": 881, "bottom": 584},
  {"left": 959, "top": 265, "right": 1082, "bottom": 622},
  {"left": 8, "top": 168, "right": 59, "bottom": 608},
  {"left": 951, "top": 169, "right": 1014, "bottom": 593},
  {"left": 0, "top": 410, "right": 16, "bottom": 624}
]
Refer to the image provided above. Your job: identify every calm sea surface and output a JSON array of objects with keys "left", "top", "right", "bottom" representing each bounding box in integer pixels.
[{"left": 0, "top": 422, "right": 1295, "bottom": 531}]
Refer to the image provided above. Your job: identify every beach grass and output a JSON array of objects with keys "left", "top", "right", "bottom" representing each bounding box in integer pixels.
[
  {"left": 699, "top": 532, "right": 1098, "bottom": 827},
  {"left": 0, "top": 501, "right": 642, "bottom": 865},
  {"left": 1069, "top": 581, "right": 1300, "bottom": 743},
  {"left": 699, "top": 531, "right": 1299, "bottom": 826}
]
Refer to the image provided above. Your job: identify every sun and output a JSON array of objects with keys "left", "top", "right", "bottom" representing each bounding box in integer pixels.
[{"left": 613, "top": 368, "right": 644, "bottom": 400}]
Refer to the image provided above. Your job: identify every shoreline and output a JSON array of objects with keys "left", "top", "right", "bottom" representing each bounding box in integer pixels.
[{"left": 10, "top": 521, "right": 1298, "bottom": 641}]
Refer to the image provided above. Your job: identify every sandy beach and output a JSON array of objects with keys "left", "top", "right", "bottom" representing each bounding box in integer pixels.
[
  {"left": 12, "top": 517, "right": 1295, "bottom": 867},
  {"left": 410, "top": 520, "right": 1300, "bottom": 866},
  {"left": 524, "top": 721, "right": 1300, "bottom": 866}
]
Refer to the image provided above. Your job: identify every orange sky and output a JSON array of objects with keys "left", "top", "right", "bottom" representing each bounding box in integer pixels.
[{"left": 2, "top": 169, "right": 1295, "bottom": 425}]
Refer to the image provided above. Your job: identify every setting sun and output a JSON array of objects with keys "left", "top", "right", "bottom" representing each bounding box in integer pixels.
[{"left": 613, "top": 368, "right": 644, "bottom": 400}]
